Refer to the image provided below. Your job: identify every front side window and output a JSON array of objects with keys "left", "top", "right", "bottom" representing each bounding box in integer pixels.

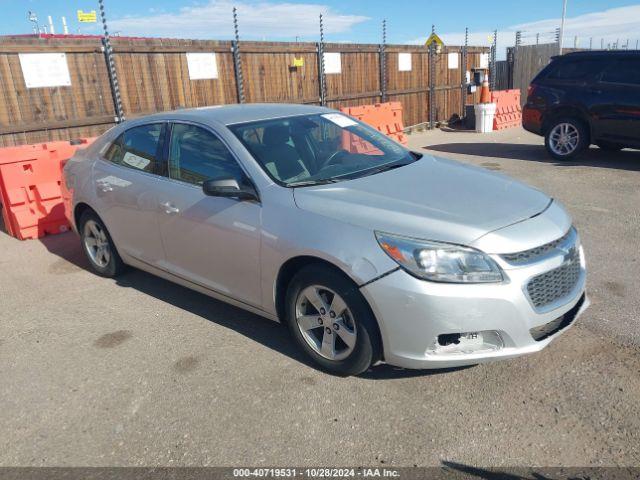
[
  {"left": 229, "top": 113, "right": 416, "bottom": 186},
  {"left": 104, "top": 123, "right": 163, "bottom": 173},
  {"left": 601, "top": 59, "right": 640, "bottom": 86},
  {"left": 168, "top": 123, "right": 244, "bottom": 186}
]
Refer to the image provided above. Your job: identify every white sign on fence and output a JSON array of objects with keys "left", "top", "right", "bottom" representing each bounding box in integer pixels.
[
  {"left": 186, "top": 52, "right": 219, "bottom": 80},
  {"left": 323, "top": 52, "right": 342, "bottom": 74},
  {"left": 479, "top": 53, "right": 489, "bottom": 69},
  {"left": 398, "top": 53, "right": 412, "bottom": 71},
  {"left": 448, "top": 52, "right": 459, "bottom": 69},
  {"left": 19, "top": 53, "right": 72, "bottom": 88}
]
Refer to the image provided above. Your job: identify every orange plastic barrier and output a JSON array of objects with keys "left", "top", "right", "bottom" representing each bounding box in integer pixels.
[
  {"left": 491, "top": 90, "right": 522, "bottom": 131},
  {"left": 340, "top": 102, "right": 408, "bottom": 154},
  {"left": 0, "top": 138, "right": 95, "bottom": 240}
]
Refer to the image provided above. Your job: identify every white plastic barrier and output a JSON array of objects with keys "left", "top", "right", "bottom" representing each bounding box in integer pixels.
[{"left": 474, "top": 103, "right": 497, "bottom": 133}]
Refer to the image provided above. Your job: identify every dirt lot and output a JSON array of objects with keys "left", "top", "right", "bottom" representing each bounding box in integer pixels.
[{"left": 1, "top": 127, "right": 639, "bottom": 467}]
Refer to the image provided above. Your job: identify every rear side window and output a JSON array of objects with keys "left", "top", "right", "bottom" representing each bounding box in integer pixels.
[
  {"left": 601, "top": 59, "right": 640, "bottom": 86},
  {"left": 104, "top": 123, "right": 164, "bottom": 174},
  {"left": 546, "top": 59, "right": 607, "bottom": 81}
]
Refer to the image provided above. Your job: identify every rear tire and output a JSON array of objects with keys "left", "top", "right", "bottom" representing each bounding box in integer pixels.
[
  {"left": 79, "top": 210, "right": 126, "bottom": 278},
  {"left": 544, "top": 117, "right": 588, "bottom": 160},
  {"left": 596, "top": 141, "right": 624, "bottom": 152},
  {"left": 285, "top": 264, "right": 381, "bottom": 376}
]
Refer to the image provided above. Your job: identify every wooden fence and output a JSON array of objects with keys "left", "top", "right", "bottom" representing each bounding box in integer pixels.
[{"left": 0, "top": 36, "right": 488, "bottom": 147}]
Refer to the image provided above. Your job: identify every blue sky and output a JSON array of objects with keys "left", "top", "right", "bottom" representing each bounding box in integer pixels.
[{"left": 6, "top": 0, "right": 640, "bottom": 51}]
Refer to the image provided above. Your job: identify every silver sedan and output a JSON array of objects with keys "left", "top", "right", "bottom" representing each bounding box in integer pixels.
[{"left": 62, "top": 104, "right": 589, "bottom": 376}]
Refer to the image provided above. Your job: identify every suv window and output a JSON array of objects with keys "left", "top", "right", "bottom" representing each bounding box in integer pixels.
[
  {"left": 601, "top": 59, "right": 640, "bottom": 86},
  {"left": 546, "top": 59, "right": 607, "bottom": 81},
  {"left": 104, "top": 123, "right": 163, "bottom": 173},
  {"left": 168, "top": 123, "right": 243, "bottom": 186}
]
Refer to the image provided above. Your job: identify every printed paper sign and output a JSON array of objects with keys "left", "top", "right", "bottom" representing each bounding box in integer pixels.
[
  {"left": 122, "top": 152, "right": 151, "bottom": 170},
  {"left": 479, "top": 53, "right": 489, "bottom": 69},
  {"left": 448, "top": 52, "right": 459, "bottom": 69},
  {"left": 398, "top": 53, "right": 412, "bottom": 72},
  {"left": 19, "top": 53, "right": 72, "bottom": 89},
  {"left": 322, "top": 114, "right": 358, "bottom": 128},
  {"left": 323, "top": 52, "right": 341, "bottom": 74},
  {"left": 186, "top": 52, "right": 219, "bottom": 80}
]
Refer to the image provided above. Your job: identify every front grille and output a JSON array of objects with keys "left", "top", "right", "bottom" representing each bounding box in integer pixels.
[
  {"left": 530, "top": 294, "right": 585, "bottom": 341},
  {"left": 501, "top": 228, "right": 573, "bottom": 265},
  {"left": 526, "top": 254, "right": 581, "bottom": 309}
]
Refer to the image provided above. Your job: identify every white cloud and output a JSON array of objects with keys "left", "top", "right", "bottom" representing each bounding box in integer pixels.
[
  {"left": 110, "top": 0, "right": 369, "bottom": 40},
  {"left": 407, "top": 5, "right": 640, "bottom": 59}
]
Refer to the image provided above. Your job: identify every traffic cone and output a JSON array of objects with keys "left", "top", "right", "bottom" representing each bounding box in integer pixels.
[{"left": 479, "top": 76, "right": 491, "bottom": 103}]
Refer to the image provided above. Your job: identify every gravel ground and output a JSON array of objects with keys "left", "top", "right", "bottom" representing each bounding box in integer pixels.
[{"left": 1, "top": 127, "right": 639, "bottom": 467}]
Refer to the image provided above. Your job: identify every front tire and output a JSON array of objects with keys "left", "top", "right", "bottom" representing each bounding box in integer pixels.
[
  {"left": 544, "top": 117, "right": 588, "bottom": 160},
  {"left": 285, "top": 265, "right": 381, "bottom": 376},
  {"left": 79, "top": 211, "right": 126, "bottom": 278}
]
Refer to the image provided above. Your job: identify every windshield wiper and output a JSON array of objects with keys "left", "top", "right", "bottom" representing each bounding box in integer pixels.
[
  {"left": 288, "top": 178, "right": 343, "bottom": 187},
  {"left": 361, "top": 161, "right": 413, "bottom": 178}
]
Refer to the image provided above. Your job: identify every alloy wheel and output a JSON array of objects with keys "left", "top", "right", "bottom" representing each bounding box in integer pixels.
[
  {"left": 549, "top": 123, "right": 580, "bottom": 156},
  {"left": 83, "top": 219, "right": 111, "bottom": 268},
  {"left": 295, "top": 285, "right": 357, "bottom": 361}
]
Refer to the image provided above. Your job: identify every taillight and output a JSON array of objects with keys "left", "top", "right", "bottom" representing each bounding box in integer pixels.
[{"left": 527, "top": 84, "right": 536, "bottom": 99}]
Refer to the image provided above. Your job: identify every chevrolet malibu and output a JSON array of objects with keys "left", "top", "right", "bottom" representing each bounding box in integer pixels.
[{"left": 63, "top": 104, "right": 589, "bottom": 376}]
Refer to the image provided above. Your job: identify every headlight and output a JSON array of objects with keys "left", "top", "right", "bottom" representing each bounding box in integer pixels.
[{"left": 375, "top": 232, "right": 504, "bottom": 283}]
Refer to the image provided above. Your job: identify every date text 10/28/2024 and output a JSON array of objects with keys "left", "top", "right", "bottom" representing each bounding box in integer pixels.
[{"left": 233, "top": 468, "right": 401, "bottom": 478}]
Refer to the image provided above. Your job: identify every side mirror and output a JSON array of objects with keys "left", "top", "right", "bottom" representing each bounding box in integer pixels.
[{"left": 202, "top": 177, "right": 259, "bottom": 202}]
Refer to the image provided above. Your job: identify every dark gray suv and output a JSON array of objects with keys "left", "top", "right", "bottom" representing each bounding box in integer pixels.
[{"left": 523, "top": 51, "right": 640, "bottom": 160}]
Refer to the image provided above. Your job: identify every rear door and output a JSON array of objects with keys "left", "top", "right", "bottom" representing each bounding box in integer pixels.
[
  {"left": 92, "top": 122, "right": 167, "bottom": 266},
  {"left": 154, "top": 121, "right": 262, "bottom": 308},
  {"left": 592, "top": 57, "right": 640, "bottom": 144}
]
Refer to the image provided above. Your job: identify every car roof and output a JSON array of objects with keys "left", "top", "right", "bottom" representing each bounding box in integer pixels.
[
  {"left": 554, "top": 50, "right": 640, "bottom": 60},
  {"left": 134, "top": 103, "right": 335, "bottom": 127}
]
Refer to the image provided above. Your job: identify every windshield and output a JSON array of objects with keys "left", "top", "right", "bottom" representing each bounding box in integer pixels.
[{"left": 228, "top": 113, "right": 417, "bottom": 186}]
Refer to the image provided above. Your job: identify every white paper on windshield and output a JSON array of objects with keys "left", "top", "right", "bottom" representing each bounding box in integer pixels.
[
  {"left": 19, "top": 53, "right": 71, "bottom": 88},
  {"left": 186, "top": 52, "right": 219, "bottom": 80},
  {"left": 322, "top": 113, "right": 358, "bottom": 128},
  {"left": 122, "top": 152, "right": 151, "bottom": 170},
  {"left": 323, "top": 52, "right": 341, "bottom": 74},
  {"left": 448, "top": 52, "right": 459, "bottom": 69},
  {"left": 398, "top": 53, "right": 412, "bottom": 71}
]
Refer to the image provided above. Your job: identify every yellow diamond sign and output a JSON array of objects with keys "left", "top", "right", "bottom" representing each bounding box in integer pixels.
[{"left": 425, "top": 32, "right": 444, "bottom": 48}]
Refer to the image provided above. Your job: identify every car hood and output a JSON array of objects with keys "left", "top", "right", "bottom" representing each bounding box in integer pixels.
[{"left": 293, "top": 155, "right": 552, "bottom": 246}]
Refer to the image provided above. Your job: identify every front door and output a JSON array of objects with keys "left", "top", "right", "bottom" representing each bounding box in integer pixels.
[
  {"left": 154, "top": 122, "right": 262, "bottom": 308},
  {"left": 592, "top": 58, "right": 640, "bottom": 144}
]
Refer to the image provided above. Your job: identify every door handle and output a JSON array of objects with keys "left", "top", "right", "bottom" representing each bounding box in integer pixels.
[
  {"left": 160, "top": 201, "right": 180, "bottom": 214},
  {"left": 96, "top": 181, "right": 113, "bottom": 192}
]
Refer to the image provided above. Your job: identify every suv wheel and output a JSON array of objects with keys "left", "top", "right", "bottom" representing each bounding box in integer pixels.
[
  {"left": 79, "top": 211, "right": 126, "bottom": 278},
  {"left": 285, "top": 265, "right": 381, "bottom": 376},
  {"left": 544, "top": 118, "right": 588, "bottom": 160},
  {"left": 596, "top": 141, "right": 624, "bottom": 152}
]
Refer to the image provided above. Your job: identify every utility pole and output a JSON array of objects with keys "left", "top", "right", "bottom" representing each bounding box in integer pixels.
[{"left": 558, "top": 0, "right": 568, "bottom": 55}]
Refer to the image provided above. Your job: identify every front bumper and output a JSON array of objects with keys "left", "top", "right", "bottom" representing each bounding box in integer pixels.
[{"left": 360, "top": 248, "right": 588, "bottom": 369}]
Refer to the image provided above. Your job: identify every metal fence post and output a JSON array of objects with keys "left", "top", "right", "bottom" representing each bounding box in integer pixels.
[
  {"left": 317, "top": 14, "right": 327, "bottom": 106},
  {"left": 460, "top": 27, "right": 468, "bottom": 119},
  {"left": 379, "top": 19, "right": 387, "bottom": 103},
  {"left": 231, "top": 7, "right": 245, "bottom": 104},
  {"left": 98, "top": 0, "right": 124, "bottom": 123},
  {"left": 428, "top": 25, "right": 435, "bottom": 130},
  {"left": 489, "top": 29, "right": 497, "bottom": 92}
]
